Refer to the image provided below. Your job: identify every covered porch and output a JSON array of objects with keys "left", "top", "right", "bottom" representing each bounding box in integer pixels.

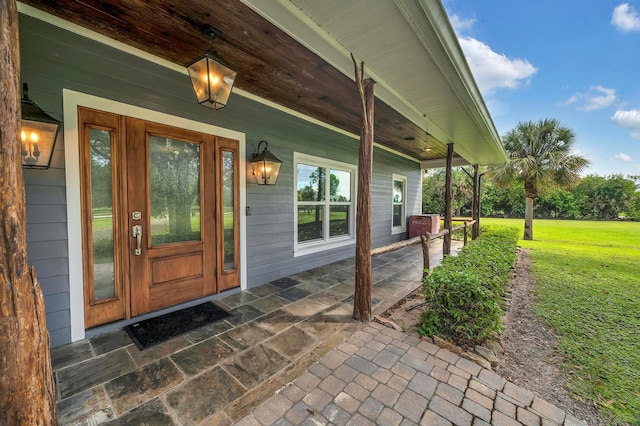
[
  {"left": 7, "top": 0, "right": 509, "bottom": 347},
  {"left": 1, "top": 0, "right": 510, "bottom": 422},
  {"left": 52, "top": 242, "right": 460, "bottom": 424}
]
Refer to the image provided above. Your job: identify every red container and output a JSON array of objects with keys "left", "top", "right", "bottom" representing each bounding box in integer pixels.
[{"left": 408, "top": 214, "right": 440, "bottom": 237}]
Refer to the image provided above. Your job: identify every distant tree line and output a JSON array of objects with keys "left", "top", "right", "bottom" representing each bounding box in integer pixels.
[{"left": 423, "top": 169, "right": 640, "bottom": 221}]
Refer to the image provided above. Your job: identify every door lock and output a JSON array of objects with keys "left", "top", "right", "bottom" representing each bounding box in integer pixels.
[{"left": 132, "top": 225, "right": 143, "bottom": 255}]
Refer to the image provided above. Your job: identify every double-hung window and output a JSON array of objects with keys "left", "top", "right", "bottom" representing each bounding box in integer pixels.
[
  {"left": 294, "top": 153, "right": 357, "bottom": 256},
  {"left": 392, "top": 174, "right": 407, "bottom": 234}
]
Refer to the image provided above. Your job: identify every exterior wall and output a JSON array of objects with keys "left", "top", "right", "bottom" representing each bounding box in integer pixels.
[{"left": 19, "top": 13, "right": 422, "bottom": 347}]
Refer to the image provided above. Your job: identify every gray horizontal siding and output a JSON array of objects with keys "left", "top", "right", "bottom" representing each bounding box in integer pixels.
[
  {"left": 26, "top": 205, "right": 66, "bottom": 224},
  {"left": 19, "top": 13, "right": 422, "bottom": 347},
  {"left": 49, "top": 328, "right": 71, "bottom": 348},
  {"left": 26, "top": 223, "right": 67, "bottom": 243},
  {"left": 30, "top": 258, "right": 69, "bottom": 279},
  {"left": 370, "top": 149, "right": 422, "bottom": 248},
  {"left": 39, "top": 275, "right": 70, "bottom": 297},
  {"left": 43, "top": 292, "right": 70, "bottom": 313},
  {"left": 24, "top": 168, "right": 65, "bottom": 186},
  {"left": 25, "top": 185, "right": 66, "bottom": 205}
]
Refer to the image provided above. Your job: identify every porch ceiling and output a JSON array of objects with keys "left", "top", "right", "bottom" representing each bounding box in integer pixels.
[{"left": 19, "top": 0, "right": 508, "bottom": 167}]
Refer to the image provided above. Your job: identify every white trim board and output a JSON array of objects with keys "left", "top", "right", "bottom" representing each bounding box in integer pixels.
[{"left": 63, "top": 89, "right": 247, "bottom": 341}]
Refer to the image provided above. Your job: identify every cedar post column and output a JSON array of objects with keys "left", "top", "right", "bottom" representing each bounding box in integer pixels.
[
  {"left": 471, "top": 164, "right": 479, "bottom": 239},
  {"left": 443, "top": 143, "right": 454, "bottom": 255},
  {"left": 351, "top": 55, "right": 374, "bottom": 322},
  {"left": 477, "top": 172, "right": 483, "bottom": 236},
  {"left": 0, "top": 1, "right": 58, "bottom": 423}
]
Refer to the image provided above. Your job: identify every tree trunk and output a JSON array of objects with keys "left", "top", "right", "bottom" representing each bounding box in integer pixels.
[
  {"left": 524, "top": 196, "right": 534, "bottom": 240},
  {"left": 172, "top": 198, "right": 193, "bottom": 237},
  {"left": 352, "top": 55, "right": 374, "bottom": 322},
  {"left": 0, "top": 1, "right": 58, "bottom": 424},
  {"left": 443, "top": 143, "right": 454, "bottom": 255}
]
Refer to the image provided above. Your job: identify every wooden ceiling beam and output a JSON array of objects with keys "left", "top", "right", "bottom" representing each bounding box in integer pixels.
[{"left": 21, "top": 0, "right": 450, "bottom": 161}]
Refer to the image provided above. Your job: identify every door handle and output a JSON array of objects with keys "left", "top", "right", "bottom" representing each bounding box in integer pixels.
[{"left": 132, "top": 225, "right": 142, "bottom": 255}]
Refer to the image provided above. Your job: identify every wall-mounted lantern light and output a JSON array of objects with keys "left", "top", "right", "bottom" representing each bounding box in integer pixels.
[
  {"left": 186, "top": 25, "right": 238, "bottom": 110},
  {"left": 21, "top": 83, "right": 61, "bottom": 169},
  {"left": 250, "top": 140, "right": 282, "bottom": 185}
]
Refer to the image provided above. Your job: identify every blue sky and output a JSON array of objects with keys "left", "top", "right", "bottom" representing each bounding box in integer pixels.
[{"left": 443, "top": 1, "right": 640, "bottom": 177}]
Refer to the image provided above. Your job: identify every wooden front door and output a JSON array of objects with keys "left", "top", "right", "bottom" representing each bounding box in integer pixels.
[{"left": 79, "top": 108, "right": 240, "bottom": 328}]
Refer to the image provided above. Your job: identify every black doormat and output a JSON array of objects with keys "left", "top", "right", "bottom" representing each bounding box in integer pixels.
[{"left": 125, "top": 302, "right": 230, "bottom": 350}]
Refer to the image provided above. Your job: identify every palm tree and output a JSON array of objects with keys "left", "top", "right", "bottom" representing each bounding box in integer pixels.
[{"left": 490, "top": 118, "right": 589, "bottom": 240}]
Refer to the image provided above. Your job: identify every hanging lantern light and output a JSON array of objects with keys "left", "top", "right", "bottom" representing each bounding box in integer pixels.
[
  {"left": 250, "top": 140, "right": 282, "bottom": 185},
  {"left": 186, "top": 25, "right": 238, "bottom": 110},
  {"left": 21, "top": 83, "right": 61, "bottom": 169}
]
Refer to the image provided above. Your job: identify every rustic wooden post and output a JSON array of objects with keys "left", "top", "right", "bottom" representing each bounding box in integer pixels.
[
  {"left": 351, "top": 54, "right": 375, "bottom": 322},
  {"left": 420, "top": 233, "right": 432, "bottom": 278},
  {"left": 443, "top": 143, "right": 454, "bottom": 255},
  {"left": 0, "top": 1, "right": 58, "bottom": 423},
  {"left": 477, "top": 172, "right": 484, "bottom": 237},
  {"left": 463, "top": 221, "right": 468, "bottom": 246},
  {"left": 471, "top": 164, "right": 479, "bottom": 239}
]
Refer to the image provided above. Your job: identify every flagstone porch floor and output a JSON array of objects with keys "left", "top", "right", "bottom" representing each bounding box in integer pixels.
[
  {"left": 51, "top": 241, "right": 587, "bottom": 425},
  {"left": 52, "top": 242, "right": 441, "bottom": 425}
]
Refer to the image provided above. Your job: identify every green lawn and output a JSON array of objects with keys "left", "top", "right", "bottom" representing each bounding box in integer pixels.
[
  {"left": 92, "top": 213, "right": 234, "bottom": 231},
  {"left": 481, "top": 218, "right": 640, "bottom": 425}
]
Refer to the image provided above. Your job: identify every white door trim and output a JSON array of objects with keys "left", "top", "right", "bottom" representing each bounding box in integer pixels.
[{"left": 63, "top": 89, "right": 247, "bottom": 341}]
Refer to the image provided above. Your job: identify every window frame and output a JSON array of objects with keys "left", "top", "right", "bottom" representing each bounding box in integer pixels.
[
  {"left": 294, "top": 152, "right": 357, "bottom": 257},
  {"left": 391, "top": 174, "right": 407, "bottom": 234}
]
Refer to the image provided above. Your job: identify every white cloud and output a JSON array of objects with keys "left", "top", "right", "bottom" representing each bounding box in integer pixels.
[
  {"left": 612, "top": 109, "right": 640, "bottom": 139},
  {"left": 449, "top": 14, "right": 476, "bottom": 35},
  {"left": 459, "top": 37, "right": 537, "bottom": 94},
  {"left": 614, "top": 153, "right": 632, "bottom": 162},
  {"left": 612, "top": 3, "right": 640, "bottom": 32},
  {"left": 562, "top": 86, "right": 617, "bottom": 111},
  {"left": 446, "top": 13, "right": 537, "bottom": 95}
]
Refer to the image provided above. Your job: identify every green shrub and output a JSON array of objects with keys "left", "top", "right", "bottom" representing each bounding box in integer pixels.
[{"left": 419, "top": 225, "right": 519, "bottom": 347}]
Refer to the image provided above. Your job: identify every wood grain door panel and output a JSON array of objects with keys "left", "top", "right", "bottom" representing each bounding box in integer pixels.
[
  {"left": 127, "top": 117, "right": 217, "bottom": 317},
  {"left": 150, "top": 250, "right": 204, "bottom": 285}
]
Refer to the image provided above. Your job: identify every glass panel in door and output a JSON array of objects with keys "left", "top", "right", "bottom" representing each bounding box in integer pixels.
[
  {"left": 216, "top": 138, "right": 240, "bottom": 291},
  {"left": 89, "top": 128, "right": 116, "bottom": 301},
  {"left": 148, "top": 137, "right": 201, "bottom": 245},
  {"left": 222, "top": 150, "right": 235, "bottom": 271}
]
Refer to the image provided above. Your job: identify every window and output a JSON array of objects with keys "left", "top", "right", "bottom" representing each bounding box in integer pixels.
[
  {"left": 294, "top": 153, "right": 357, "bottom": 256},
  {"left": 392, "top": 174, "right": 407, "bottom": 234}
]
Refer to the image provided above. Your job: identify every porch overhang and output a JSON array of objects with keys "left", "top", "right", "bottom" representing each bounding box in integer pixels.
[
  {"left": 243, "top": 0, "right": 508, "bottom": 167},
  {"left": 18, "top": 0, "right": 507, "bottom": 167}
]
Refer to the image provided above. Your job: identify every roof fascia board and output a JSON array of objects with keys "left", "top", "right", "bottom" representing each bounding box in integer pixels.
[{"left": 16, "top": 1, "right": 419, "bottom": 164}]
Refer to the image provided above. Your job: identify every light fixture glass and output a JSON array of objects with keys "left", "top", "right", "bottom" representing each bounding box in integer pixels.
[
  {"left": 250, "top": 140, "right": 282, "bottom": 185},
  {"left": 21, "top": 83, "right": 61, "bottom": 169},
  {"left": 186, "top": 26, "right": 237, "bottom": 110}
]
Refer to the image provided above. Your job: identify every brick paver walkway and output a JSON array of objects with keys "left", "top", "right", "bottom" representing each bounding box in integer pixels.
[{"left": 238, "top": 322, "right": 589, "bottom": 426}]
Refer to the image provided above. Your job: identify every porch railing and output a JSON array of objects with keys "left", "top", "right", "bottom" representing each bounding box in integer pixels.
[{"left": 371, "top": 219, "right": 476, "bottom": 278}]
